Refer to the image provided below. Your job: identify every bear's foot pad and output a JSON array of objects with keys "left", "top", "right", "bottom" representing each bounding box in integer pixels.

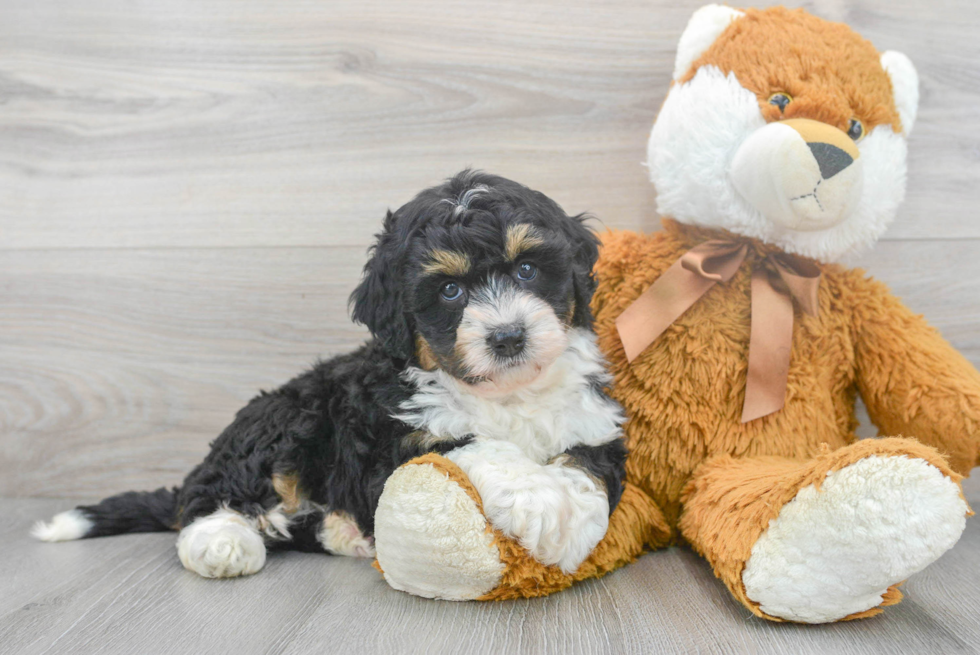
[
  {"left": 374, "top": 462, "right": 504, "bottom": 600},
  {"left": 742, "top": 455, "right": 968, "bottom": 623}
]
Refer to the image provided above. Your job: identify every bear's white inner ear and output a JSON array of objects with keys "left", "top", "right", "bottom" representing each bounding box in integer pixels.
[
  {"left": 673, "top": 4, "right": 745, "bottom": 81},
  {"left": 881, "top": 50, "right": 919, "bottom": 135}
]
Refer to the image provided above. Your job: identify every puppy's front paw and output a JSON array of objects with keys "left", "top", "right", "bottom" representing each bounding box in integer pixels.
[
  {"left": 476, "top": 463, "right": 609, "bottom": 573},
  {"left": 446, "top": 440, "right": 610, "bottom": 573}
]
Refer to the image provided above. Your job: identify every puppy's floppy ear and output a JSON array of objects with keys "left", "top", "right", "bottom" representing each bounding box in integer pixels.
[
  {"left": 562, "top": 214, "right": 601, "bottom": 328},
  {"left": 349, "top": 210, "right": 415, "bottom": 361}
]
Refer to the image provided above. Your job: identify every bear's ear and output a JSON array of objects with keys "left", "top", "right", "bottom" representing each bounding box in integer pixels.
[
  {"left": 881, "top": 51, "right": 919, "bottom": 136},
  {"left": 673, "top": 4, "right": 745, "bottom": 81}
]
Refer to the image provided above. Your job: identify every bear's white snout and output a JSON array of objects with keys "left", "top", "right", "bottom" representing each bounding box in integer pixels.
[{"left": 730, "top": 118, "right": 863, "bottom": 232}]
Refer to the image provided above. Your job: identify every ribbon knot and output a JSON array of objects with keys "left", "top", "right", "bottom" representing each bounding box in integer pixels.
[{"left": 615, "top": 239, "right": 821, "bottom": 423}]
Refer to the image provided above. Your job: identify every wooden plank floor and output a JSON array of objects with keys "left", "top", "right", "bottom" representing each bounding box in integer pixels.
[
  {"left": 4, "top": 473, "right": 980, "bottom": 655},
  {"left": 1, "top": 0, "right": 979, "bottom": 501},
  {"left": 3, "top": 0, "right": 980, "bottom": 652}
]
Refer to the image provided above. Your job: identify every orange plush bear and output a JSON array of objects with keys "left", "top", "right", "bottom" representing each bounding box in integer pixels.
[{"left": 372, "top": 6, "right": 980, "bottom": 623}]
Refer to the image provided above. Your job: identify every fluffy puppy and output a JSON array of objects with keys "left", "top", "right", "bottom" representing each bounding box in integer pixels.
[{"left": 32, "top": 171, "right": 627, "bottom": 578}]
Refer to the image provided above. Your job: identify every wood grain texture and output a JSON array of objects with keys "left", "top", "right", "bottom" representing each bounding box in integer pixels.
[
  {"left": 2, "top": 240, "right": 978, "bottom": 498},
  {"left": 0, "top": 247, "right": 365, "bottom": 496},
  {"left": 2, "top": 0, "right": 980, "bottom": 651},
  {"left": 3, "top": 475, "right": 979, "bottom": 655},
  {"left": 1, "top": 0, "right": 979, "bottom": 250}
]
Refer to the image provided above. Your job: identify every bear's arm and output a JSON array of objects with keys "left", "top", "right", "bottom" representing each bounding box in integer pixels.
[{"left": 849, "top": 270, "right": 980, "bottom": 475}]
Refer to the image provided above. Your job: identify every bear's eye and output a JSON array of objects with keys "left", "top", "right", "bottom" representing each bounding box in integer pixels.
[
  {"left": 440, "top": 281, "right": 463, "bottom": 301},
  {"left": 847, "top": 118, "right": 864, "bottom": 141},
  {"left": 768, "top": 93, "right": 792, "bottom": 112}
]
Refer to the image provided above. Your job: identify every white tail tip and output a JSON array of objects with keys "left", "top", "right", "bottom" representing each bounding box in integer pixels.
[{"left": 31, "top": 509, "right": 93, "bottom": 542}]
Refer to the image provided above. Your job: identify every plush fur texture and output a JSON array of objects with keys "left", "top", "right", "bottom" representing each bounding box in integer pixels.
[
  {"left": 32, "top": 171, "right": 628, "bottom": 581},
  {"left": 741, "top": 454, "right": 967, "bottom": 623},
  {"left": 648, "top": 7, "right": 912, "bottom": 262},
  {"left": 375, "top": 452, "right": 671, "bottom": 601},
  {"left": 593, "top": 222, "right": 980, "bottom": 519},
  {"left": 681, "top": 438, "right": 969, "bottom": 622},
  {"left": 671, "top": 4, "right": 744, "bottom": 81},
  {"left": 386, "top": 223, "right": 979, "bottom": 605},
  {"left": 376, "top": 7, "right": 980, "bottom": 621},
  {"left": 375, "top": 459, "right": 505, "bottom": 600}
]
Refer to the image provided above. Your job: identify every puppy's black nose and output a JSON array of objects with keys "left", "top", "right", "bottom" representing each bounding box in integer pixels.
[{"left": 489, "top": 326, "right": 526, "bottom": 358}]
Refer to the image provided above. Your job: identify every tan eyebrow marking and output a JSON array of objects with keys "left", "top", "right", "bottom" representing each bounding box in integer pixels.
[
  {"left": 505, "top": 223, "right": 545, "bottom": 261},
  {"left": 421, "top": 249, "right": 471, "bottom": 277}
]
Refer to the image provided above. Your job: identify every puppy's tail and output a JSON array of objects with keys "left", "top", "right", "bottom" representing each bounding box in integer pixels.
[{"left": 31, "top": 487, "right": 179, "bottom": 542}]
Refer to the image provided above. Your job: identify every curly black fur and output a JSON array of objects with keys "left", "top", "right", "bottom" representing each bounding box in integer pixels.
[
  {"left": 66, "top": 170, "right": 626, "bottom": 555},
  {"left": 565, "top": 440, "right": 629, "bottom": 513}
]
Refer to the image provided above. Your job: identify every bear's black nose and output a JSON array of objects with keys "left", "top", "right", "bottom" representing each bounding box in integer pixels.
[
  {"left": 489, "top": 326, "right": 526, "bottom": 358},
  {"left": 808, "top": 142, "right": 854, "bottom": 180}
]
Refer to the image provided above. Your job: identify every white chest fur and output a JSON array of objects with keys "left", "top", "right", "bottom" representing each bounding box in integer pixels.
[{"left": 395, "top": 328, "right": 623, "bottom": 463}]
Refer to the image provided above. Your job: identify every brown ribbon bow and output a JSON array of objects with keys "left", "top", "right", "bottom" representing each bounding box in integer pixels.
[{"left": 615, "top": 240, "right": 821, "bottom": 423}]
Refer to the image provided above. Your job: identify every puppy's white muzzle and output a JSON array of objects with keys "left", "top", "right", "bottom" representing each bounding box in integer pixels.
[
  {"left": 730, "top": 118, "right": 863, "bottom": 232},
  {"left": 455, "top": 277, "right": 567, "bottom": 396}
]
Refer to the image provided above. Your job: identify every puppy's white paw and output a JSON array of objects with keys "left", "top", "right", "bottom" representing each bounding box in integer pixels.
[
  {"left": 448, "top": 441, "right": 609, "bottom": 573},
  {"left": 176, "top": 509, "right": 267, "bottom": 578},
  {"left": 742, "top": 455, "right": 969, "bottom": 623},
  {"left": 490, "top": 464, "right": 608, "bottom": 573}
]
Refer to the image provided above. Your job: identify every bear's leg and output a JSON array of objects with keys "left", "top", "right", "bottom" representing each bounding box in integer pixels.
[
  {"left": 373, "top": 453, "right": 671, "bottom": 600},
  {"left": 679, "top": 437, "right": 970, "bottom": 623}
]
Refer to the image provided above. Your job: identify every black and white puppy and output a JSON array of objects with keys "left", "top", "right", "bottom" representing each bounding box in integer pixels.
[{"left": 33, "top": 171, "right": 627, "bottom": 578}]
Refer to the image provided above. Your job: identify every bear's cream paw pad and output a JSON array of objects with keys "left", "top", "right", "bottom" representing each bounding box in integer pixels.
[
  {"left": 374, "top": 462, "right": 504, "bottom": 600},
  {"left": 742, "top": 455, "right": 968, "bottom": 623}
]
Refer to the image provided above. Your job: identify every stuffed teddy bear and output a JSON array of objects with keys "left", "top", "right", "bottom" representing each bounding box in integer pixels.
[{"left": 371, "top": 5, "right": 980, "bottom": 623}]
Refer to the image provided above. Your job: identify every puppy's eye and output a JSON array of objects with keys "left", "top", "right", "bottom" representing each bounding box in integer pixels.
[
  {"left": 517, "top": 262, "right": 537, "bottom": 281},
  {"left": 768, "top": 93, "right": 792, "bottom": 112},
  {"left": 847, "top": 118, "right": 864, "bottom": 141},
  {"left": 440, "top": 281, "right": 463, "bottom": 301}
]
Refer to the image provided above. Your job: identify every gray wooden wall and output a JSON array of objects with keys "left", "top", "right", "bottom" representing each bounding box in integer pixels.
[{"left": 2, "top": 0, "right": 979, "bottom": 499}]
